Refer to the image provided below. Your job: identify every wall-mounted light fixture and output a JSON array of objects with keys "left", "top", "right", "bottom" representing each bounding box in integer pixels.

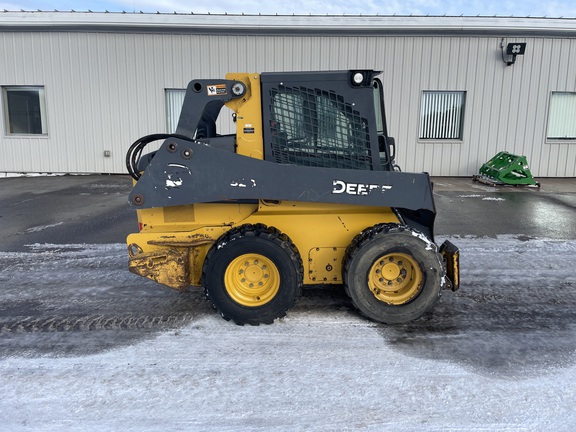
[{"left": 502, "top": 41, "right": 527, "bottom": 66}]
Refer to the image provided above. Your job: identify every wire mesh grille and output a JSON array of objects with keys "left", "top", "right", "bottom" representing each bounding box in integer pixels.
[{"left": 269, "top": 86, "right": 372, "bottom": 170}]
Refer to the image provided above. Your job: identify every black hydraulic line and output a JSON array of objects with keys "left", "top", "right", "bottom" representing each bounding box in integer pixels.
[{"left": 125, "top": 133, "right": 195, "bottom": 180}]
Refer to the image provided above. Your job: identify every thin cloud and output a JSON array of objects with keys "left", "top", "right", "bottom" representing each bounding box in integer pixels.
[{"left": 1, "top": 0, "right": 575, "bottom": 17}]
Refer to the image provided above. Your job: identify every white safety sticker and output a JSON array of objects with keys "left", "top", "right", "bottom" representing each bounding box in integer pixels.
[{"left": 207, "top": 84, "right": 227, "bottom": 96}]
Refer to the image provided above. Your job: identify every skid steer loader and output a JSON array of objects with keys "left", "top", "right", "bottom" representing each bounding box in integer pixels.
[{"left": 126, "top": 70, "right": 459, "bottom": 325}]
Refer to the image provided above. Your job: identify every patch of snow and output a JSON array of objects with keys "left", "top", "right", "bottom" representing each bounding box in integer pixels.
[
  {"left": 84, "top": 183, "right": 129, "bottom": 189},
  {"left": 0, "top": 172, "right": 66, "bottom": 178},
  {"left": 410, "top": 229, "right": 436, "bottom": 251},
  {"left": 471, "top": 183, "right": 497, "bottom": 192},
  {"left": 24, "top": 222, "right": 64, "bottom": 233},
  {"left": 1, "top": 238, "right": 576, "bottom": 431}
]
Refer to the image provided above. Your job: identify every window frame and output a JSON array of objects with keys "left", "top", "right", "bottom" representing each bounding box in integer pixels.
[
  {"left": 165, "top": 88, "right": 187, "bottom": 134},
  {"left": 2, "top": 86, "right": 48, "bottom": 136},
  {"left": 546, "top": 91, "right": 576, "bottom": 142},
  {"left": 418, "top": 90, "right": 466, "bottom": 142}
]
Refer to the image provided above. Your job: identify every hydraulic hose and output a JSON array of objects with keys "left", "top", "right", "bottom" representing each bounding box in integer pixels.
[{"left": 125, "top": 133, "right": 194, "bottom": 180}]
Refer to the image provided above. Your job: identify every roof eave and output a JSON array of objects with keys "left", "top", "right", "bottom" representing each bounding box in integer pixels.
[{"left": 1, "top": 12, "right": 576, "bottom": 37}]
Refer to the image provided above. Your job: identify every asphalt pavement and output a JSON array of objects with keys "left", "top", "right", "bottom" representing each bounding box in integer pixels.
[
  {"left": 433, "top": 176, "right": 576, "bottom": 239},
  {"left": 0, "top": 174, "right": 574, "bottom": 252},
  {"left": 0, "top": 175, "right": 136, "bottom": 252}
]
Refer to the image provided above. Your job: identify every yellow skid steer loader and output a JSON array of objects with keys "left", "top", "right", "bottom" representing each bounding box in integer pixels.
[{"left": 126, "top": 70, "right": 459, "bottom": 325}]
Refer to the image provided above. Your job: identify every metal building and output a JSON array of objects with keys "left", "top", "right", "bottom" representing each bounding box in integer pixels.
[{"left": 1, "top": 11, "right": 576, "bottom": 176}]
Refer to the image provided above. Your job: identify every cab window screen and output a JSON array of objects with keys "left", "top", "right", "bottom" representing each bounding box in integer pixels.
[{"left": 269, "top": 86, "right": 372, "bottom": 170}]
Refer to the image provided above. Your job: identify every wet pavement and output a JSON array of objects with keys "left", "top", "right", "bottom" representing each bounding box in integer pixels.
[
  {"left": 0, "top": 175, "right": 574, "bottom": 251},
  {"left": 0, "top": 175, "right": 136, "bottom": 252},
  {"left": 432, "top": 177, "right": 576, "bottom": 239}
]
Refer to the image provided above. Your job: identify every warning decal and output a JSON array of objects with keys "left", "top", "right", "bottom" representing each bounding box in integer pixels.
[{"left": 207, "top": 84, "right": 227, "bottom": 96}]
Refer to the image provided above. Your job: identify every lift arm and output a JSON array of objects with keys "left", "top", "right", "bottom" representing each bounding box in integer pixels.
[{"left": 129, "top": 138, "right": 436, "bottom": 224}]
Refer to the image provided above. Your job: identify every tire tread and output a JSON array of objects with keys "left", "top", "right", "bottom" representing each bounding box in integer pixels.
[{"left": 202, "top": 224, "right": 303, "bottom": 325}]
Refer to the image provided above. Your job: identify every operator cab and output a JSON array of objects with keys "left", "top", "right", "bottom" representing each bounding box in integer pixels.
[{"left": 261, "top": 70, "right": 397, "bottom": 172}]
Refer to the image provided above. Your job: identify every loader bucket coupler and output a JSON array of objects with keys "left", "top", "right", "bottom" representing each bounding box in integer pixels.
[{"left": 473, "top": 151, "right": 539, "bottom": 187}]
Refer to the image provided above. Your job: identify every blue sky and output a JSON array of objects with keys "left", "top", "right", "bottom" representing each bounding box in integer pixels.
[{"left": 2, "top": 0, "right": 576, "bottom": 17}]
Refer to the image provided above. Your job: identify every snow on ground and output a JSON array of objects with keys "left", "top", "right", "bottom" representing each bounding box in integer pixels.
[
  {"left": 2, "top": 316, "right": 575, "bottom": 432},
  {"left": 0, "top": 172, "right": 67, "bottom": 178},
  {"left": 1, "top": 237, "right": 576, "bottom": 431}
]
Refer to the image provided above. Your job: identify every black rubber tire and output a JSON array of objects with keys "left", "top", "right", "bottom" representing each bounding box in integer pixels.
[
  {"left": 343, "top": 224, "right": 445, "bottom": 324},
  {"left": 202, "top": 224, "right": 303, "bottom": 325}
]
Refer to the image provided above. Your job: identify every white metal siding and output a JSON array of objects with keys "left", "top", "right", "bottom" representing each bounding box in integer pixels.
[{"left": 1, "top": 29, "right": 576, "bottom": 176}]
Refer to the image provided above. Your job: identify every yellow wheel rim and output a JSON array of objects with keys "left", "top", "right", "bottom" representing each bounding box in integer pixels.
[
  {"left": 224, "top": 253, "right": 280, "bottom": 307},
  {"left": 368, "top": 252, "right": 423, "bottom": 305}
]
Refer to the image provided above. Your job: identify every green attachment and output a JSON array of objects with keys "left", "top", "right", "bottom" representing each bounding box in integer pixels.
[{"left": 475, "top": 151, "right": 539, "bottom": 186}]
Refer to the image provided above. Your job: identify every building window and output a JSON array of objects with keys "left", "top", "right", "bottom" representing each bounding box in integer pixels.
[
  {"left": 419, "top": 91, "right": 465, "bottom": 140},
  {"left": 547, "top": 92, "right": 576, "bottom": 140},
  {"left": 2, "top": 86, "right": 47, "bottom": 135},
  {"left": 165, "top": 89, "right": 186, "bottom": 133}
]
